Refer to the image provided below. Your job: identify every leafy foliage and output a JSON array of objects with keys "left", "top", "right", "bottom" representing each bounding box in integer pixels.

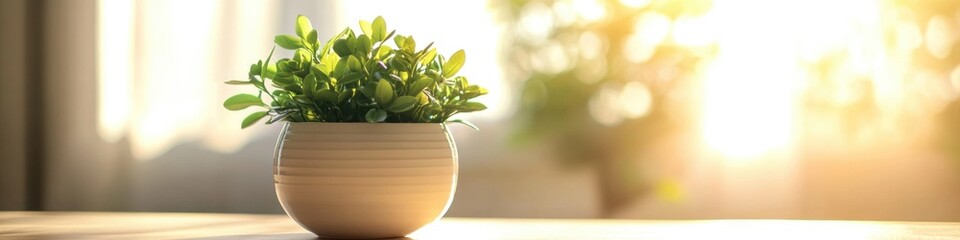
[{"left": 224, "top": 15, "right": 488, "bottom": 128}]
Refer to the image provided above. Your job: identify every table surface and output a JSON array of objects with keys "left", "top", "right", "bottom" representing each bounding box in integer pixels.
[{"left": 1, "top": 212, "right": 959, "bottom": 240}]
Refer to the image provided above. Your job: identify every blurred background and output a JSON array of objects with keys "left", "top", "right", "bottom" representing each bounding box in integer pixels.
[{"left": 1, "top": 0, "right": 959, "bottom": 221}]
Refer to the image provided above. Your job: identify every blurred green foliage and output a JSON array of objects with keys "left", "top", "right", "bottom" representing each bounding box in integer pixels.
[{"left": 495, "top": 0, "right": 711, "bottom": 214}]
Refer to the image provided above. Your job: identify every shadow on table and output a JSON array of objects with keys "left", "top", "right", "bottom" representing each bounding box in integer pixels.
[{"left": 186, "top": 233, "right": 413, "bottom": 240}]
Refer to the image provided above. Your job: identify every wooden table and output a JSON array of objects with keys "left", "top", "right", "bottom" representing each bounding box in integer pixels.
[{"left": 1, "top": 212, "right": 959, "bottom": 239}]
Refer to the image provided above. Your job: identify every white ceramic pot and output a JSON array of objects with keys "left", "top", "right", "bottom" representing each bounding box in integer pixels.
[{"left": 273, "top": 122, "right": 458, "bottom": 239}]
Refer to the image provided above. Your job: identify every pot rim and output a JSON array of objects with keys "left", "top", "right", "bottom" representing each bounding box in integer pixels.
[
  {"left": 284, "top": 122, "right": 446, "bottom": 125},
  {"left": 281, "top": 121, "right": 453, "bottom": 134}
]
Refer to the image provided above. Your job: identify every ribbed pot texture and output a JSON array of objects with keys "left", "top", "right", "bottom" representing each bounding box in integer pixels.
[{"left": 273, "top": 122, "right": 458, "bottom": 239}]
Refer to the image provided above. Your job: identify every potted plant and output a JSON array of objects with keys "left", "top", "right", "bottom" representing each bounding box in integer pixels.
[{"left": 222, "top": 15, "right": 487, "bottom": 239}]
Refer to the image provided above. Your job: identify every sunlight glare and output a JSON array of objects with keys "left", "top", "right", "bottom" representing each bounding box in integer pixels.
[
  {"left": 620, "top": 81, "right": 653, "bottom": 119},
  {"left": 97, "top": 0, "right": 134, "bottom": 143},
  {"left": 924, "top": 15, "right": 957, "bottom": 59},
  {"left": 951, "top": 65, "right": 960, "bottom": 99},
  {"left": 671, "top": 14, "right": 714, "bottom": 47},
  {"left": 200, "top": 0, "right": 276, "bottom": 154},
  {"left": 619, "top": 0, "right": 651, "bottom": 9},
  {"left": 590, "top": 86, "right": 624, "bottom": 126},
  {"left": 701, "top": 0, "right": 796, "bottom": 159},
  {"left": 699, "top": 0, "right": 886, "bottom": 159},
  {"left": 572, "top": 0, "right": 607, "bottom": 22},
  {"left": 131, "top": 0, "right": 221, "bottom": 160},
  {"left": 624, "top": 12, "right": 671, "bottom": 63},
  {"left": 518, "top": 2, "right": 554, "bottom": 44}
]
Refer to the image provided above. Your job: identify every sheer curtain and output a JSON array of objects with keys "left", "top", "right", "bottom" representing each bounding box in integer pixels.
[
  {"left": 100, "top": 0, "right": 279, "bottom": 161},
  {"left": 97, "top": 0, "right": 341, "bottom": 213},
  {"left": 0, "top": 0, "right": 334, "bottom": 212}
]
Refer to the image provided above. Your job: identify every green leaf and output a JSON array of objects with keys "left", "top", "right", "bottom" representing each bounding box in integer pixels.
[
  {"left": 241, "top": 111, "right": 269, "bottom": 129},
  {"left": 359, "top": 82, "right": 377, "bottom": 98},
  {"left": 454, "top": 76, "right": 468, "bottom": 89},
  {"left": 407, "top": 76, "right": 433, "bottom": 95},
  {"left": 316, "top": 89, "right": 338, "bottom": 103},
  {"left": 347, "top": 55, "right": 362, "bottom": 72},
  {"left": 295, "top": 15, "right": 313, "bottom": 39},
  {"left": 462, "top": 85, "right": 488, "bottom": 99},
  {"left": 333, "top": 39, "right": 351, "bottom": 57},
  {"left": 394, "top": 35, "right": 406, "bottom": 48},
  {"left": 345, "top": 36, "right": 358, "bottom": 55},
  {"left": 272, "top": 73, "right": 298, "bottom": 88},
  {"left": 365, "top": 108, "right": 387, "bottom": 123},
  {"left": 293, "top": 95, "right": 312, "bottom": 105},
  {"left": 446, "top": 119, "right": 479, "bottom": 131},
  {"left": 224, "top": 94, "right": 264, "bottom": 110},
  {"left": 322, "top": 28, "right": 351, "bottom": 58},
  {"left": 263, "top": 62, "right": 277, "bottom": 79},
  {"left": 303, "top": 74, "right": 317, "bottom": 98},
  {"left": 359, "top": 20, "right": 372, "bottom": 36},
  {"left": 442, "top": 49, "right": 465, "bottom": 78},
  {"left": 332, "top": 57, "right": 349, "bottom": 78},
  {"left": 457, "top": 101, "right": 486, "bottom": 112},
  {"left": 383, "top": 29, "right": 396, "bottom": 42},
  {"left": 416, "top": 92, "right": 429, "bottom": 105},
  {"left": 338, "top": 89, "right": 353, "bottom": 103},
  {"left": 274, "top": 35, "right": 303, "bottom": 50},
  {"left": 224, "top": 80, "right": 252, "bottom": 85},
  {"left": 372, "top": 16, "right": 386, "bottom": 42},
  {"left": 338, "top": 72, "right": 363, "bottom": 86},
  {"left": 426, "top": 69, "right": 442, "bottom": 81},
  {"left": 357, "top": 34, "right": 372, "bottom": 56},
  {"left": 386, "top": 96, "right": 417, "bottom": 112},
  {"left": 276, "top": 59, "right": 293, "bottom": 72},
  {"left": 248, "top": 63, "right": 261, "bottom": 77},
  {"left": 306, "top": 30, "right": 319, "bottom": 50},
  {"left": 376, "top": 45, "right": 393, "bottom": 59},
  {"left": 316, "top": 73, "right": 331, "bottom": 86},
  {"left": 420, "top": 48, "right": 437, "bottom": 65},
  {"left": 294, "top": 48, "right": 312, "bottom": 64},
  {"left": 261, "top": 47, "right": 276, "bottom": 78},
  {"left": 375, "top": 79, "right": 395, "bottom": 106},
  {"left": 403, "top": 36, "right": 416, "bottom": 52},
  {"left": 320, "top": 53, "right": 340, "bottom": 74},
  {"left": 389, "top": 57, "right": 411, "bottom": 70},
  {"left": 310, "top": 63, "right": 326, "bottom": 76}
]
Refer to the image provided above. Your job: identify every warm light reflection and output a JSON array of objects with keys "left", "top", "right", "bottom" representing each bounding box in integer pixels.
[
  {"left": 409, "top": 218, "right": 893, "bottom": 240},
  {"left": 505, "top": 0, "right": 952, "bottom": 160},
  {"left": 665, "top": 220, "right": 889, "bottom": 240},
  {"left": 699, "top": 0, "right": 883, "bottom": 158},
  {"left": 497, "top": 0, "right": 960, "bottom": 219},
  {"left": 700, "top": 0, "right": 801, "bottom": 158},
  {"left": 572, "top": 0, "right": 606, "bottom": 22},
  {"left": 518, "top": 2, "right": 554, "bottom": 44},
  {"left": 625, "top": 11, "right": 671, "bottom": 63},
  {"left": 589, "top": 82, "right": 653, "bottom": 126}
]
